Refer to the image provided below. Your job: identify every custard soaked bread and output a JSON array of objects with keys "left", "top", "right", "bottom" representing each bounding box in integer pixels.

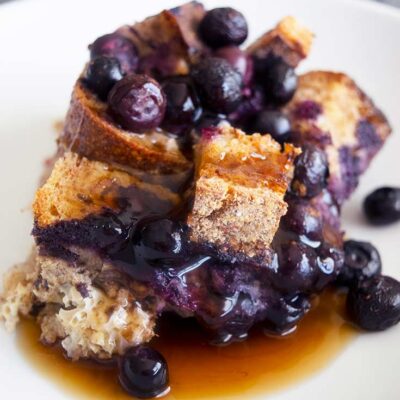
[
  {"left": 188, "top": 125, "right": 300, "bottom": 263},
  {"left": 284, "top": 71, "right": 391, "bottom": 203}
]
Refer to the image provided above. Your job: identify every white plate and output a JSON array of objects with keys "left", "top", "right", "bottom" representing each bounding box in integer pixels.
[{"left": 0, "top": 0, "right": 399, "bottom": 399}]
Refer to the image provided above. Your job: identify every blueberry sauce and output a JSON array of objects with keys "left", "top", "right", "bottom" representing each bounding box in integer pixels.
[{"left": 33, "top": 179, "right": 344, "bottom": 341}]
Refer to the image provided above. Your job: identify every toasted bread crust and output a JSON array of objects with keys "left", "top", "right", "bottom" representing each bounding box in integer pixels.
[
  {"left": 285, "top": 71, "right": 391, "bottom": 202},
  {"left": 61, "top": 81, "right": 191, "bottom": 174},
  {"left": 247, "top": 16, "right": 313, "bottom": 67},
  {"left": 34, "top": 152, "right": 179, "bottom": 228},
  {"left": 119, "top": 1, "right": 207, "bottom": 76},
  {"left": 188, "top": 126, "right": 300, "bottom": 263}
]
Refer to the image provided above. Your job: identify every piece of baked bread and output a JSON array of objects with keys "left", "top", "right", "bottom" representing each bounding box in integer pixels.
[
  {"left": 247, "top": 16, "right": 314, "bottom": 68},
  {"left": 61, "top": 81, "right": 191, "bottom": 174},
  {"left": 284, "top": 71, "right": 392, "bottom": 203},
  {"left": 33, "top": 152, "right": 180, "bottom": 228},
  {"left": 187, "top": 125, "right": 300, "bottom": 264}
]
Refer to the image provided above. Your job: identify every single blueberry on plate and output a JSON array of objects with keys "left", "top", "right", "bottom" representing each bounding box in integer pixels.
[
  {"left": 247, "top": 109, "right": 291, "bottom": 144},
  {"left": 363, "top": 187, "right": 400, "bottom": 225},
  {"left": 199, "top": 7, "right": 248, "bottom": 48},
  {"left": 347, "top": 275, "right": 400, "bottom": 331},
  {"left": 89, "top": 33, "right": 139, "bottom": 74},
  {"left": 108, "top": 74, "right": 166, "bottom": 133},
  {"left": 337, "top": 240, "right": 382, "bottom": 287},
  {"left": 119, "top": 346, "right": 170, "bottom": 398},
  {"left": 191, "top": 58, "right": 242, "bottom": 114},
  {"left": 83, "top": 56, "right": 123, "bottom": 101}
]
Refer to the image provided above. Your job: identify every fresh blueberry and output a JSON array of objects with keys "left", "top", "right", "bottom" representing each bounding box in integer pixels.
[
  {"left": 347, "top": 275, "right": 400, "bottom": 331},
  {"left": 83, "top": 56, "right": 123, "bottom": 101},
  {"left": 259, "top": 60, "right": 297, "bottom": 105},
  {"left": 214, "top": 46, "right": 253, "bottom": 85},
  {"left": 161, "top": 76, "right": 201, "bottom": 135},
  {"left": 363, "top": 187, "right": 400, "bottom": 226},
  {"left": 337, "top": 240, "right": 382, "bottom": 287},
  {"left": 247, "top": 109, "right": 291, "bottom": 144},
  {"left": 191, "top": 58, "right": 242, "bottom": 114},
  {"left": 89, "top": 33, "right": 139, "bottom": 74},
  {"left": 119, "top": 346, "right": 169, "bottom": 398},
  {"left": 199, "top": 7, "right": 248, "bottom": 48},
  {"left": 108, "top": 74, "right": 166, "bottom": 133},
  {"left": 291, "top": 145, "right": 329, "bottom": 198}
]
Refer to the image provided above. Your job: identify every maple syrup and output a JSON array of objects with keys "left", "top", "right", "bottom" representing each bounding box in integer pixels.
[{"left": 17, "top": 289, "right": 355, "bottom": 399}]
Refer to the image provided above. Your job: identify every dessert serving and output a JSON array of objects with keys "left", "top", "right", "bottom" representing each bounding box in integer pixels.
[{"left": 1, "top": 2, "right": 400, "bottom": 398}]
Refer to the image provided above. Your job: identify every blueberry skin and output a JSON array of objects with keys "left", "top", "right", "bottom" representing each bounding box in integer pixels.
[
  {"left": 199, "top": 7, "right": 248, "bottom": 48},
  {"left": 191, "top": 58, "right": 242, "bottom": 114},
  {"left": 291, "top": 145, "right": 329, "bottom": 199},
  {"left": 214, "top": 46, "right": 253, "bottom": 86},
  {"left": 161, "top": 76, "right": 201, "bottom": 135},
  {"left": 248, "top": 110, "right": 291, "bottom": 144},
  {"left": 363, "top": 187, "right": 400, "bottom": 226},
  {"left": 119, "top": 346, "right": 169, "bottom": 398},
  {"left": 108, "top": 74, "right": 166, "bottom": 133},
  {"left": 83, "top": 56, "right": 123, "bottom": 101},
  {"left": 259, "top": 61, "right": 298, "bottom": 105},
  {"left": 337, "top": 240, "right": 382, "bottom": 287},
  {"left": 347, "top": 275, "right": 400, "bottom": 331},
  {"left": 89, "top": 33, "right": 139, "bottom": 74}
]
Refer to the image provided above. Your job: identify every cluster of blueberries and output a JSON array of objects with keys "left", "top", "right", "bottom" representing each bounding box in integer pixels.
[
  {"left": 83, "top": 7, "right": 295, "bottom": 142},
  {"left": 78, "top": 6, "right": 400, "bottom": 398}
]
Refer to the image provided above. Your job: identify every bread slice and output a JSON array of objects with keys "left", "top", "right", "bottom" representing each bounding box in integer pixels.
[
  {"left": 60, "top": 81, "right": 191, "bottom": 174},
  {"left": 246, "top": 16, "right": 314, "bottom": 68},
  {"left": 187, "top": 125, "right": 300, "bottom": 264},
  {"left": 284, "top": 71, "right": 392, "bottom": 203},
  {"left": 33, "top": 152, "right": 180, "bottom": 228}
]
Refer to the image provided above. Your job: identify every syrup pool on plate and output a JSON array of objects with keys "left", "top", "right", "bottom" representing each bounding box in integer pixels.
[{"left": 17, "top": 289, "right": 356, "bottom": 400}]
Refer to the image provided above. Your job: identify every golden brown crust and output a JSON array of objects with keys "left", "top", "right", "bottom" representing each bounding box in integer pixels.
[
  {"left": 246, "top": 16, "right": 314, "bottom": 68},
  {"left": 188, "top": 126, "right": 300, "bottom": 263},
  {"left": 33, "top": 152, "right": 180, "bottom": 228},
  {"left": 60, "top": 81, "right": 191, "bottom": 174}
]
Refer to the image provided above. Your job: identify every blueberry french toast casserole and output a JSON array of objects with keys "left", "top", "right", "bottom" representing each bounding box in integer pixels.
[{"left": 1, "top": 2, "right": 399, "bottom": 398}]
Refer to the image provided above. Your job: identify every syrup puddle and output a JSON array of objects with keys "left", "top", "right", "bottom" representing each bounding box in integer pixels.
[{"left": 17, "top": 289, "right": 356, "bottom": 399}]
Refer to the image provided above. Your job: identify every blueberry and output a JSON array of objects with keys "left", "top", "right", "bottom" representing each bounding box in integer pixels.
[
  {"left": 282, "top": 202, "right": 323, "bottom": 241},
  {"left": 161, "top": 76, "right": 201, "bottom": 135},
  {"left": 347, "top": 275, "right": 400, "bottom": 331},
  {"left": 83, "top": 56, "right": 123, "bottom": 101},
  {"left": 259, "top": 60, "right": 297, "bottom": 105},
  {"left": 191, "top": 58, "right": 242, "bottom": 114},
  {"left": 108, "top": 74, "right": 166, "bottom": 133},
  {"left": 89, "top": 33, "right": 138, "bottom": 74},
  {"left": 265, "top": 294, "right": 311, "bottom": 335},
  {"left": 119, "top": 346, "right": 169, "bottom": 398},
  {"left": 199, "top": 7, "right": 248, "bottom": 48},
  {"left": 363, "top": 187, "right": 400, "bottom": 226},
  {"left": 291, "top": 145, "right": 329, "bottom": 198},
  {"left": 273, "top": 241, "right": 317, "bottom": 293},
  {"left": 247, "top": 109, "right": 291, "bottom": 144},
  {"left": 214, "top": 46, "right": 253, "bottom": 85},
  {"left": 337, "top": 240, "right": 382, "bottom": 287}
]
